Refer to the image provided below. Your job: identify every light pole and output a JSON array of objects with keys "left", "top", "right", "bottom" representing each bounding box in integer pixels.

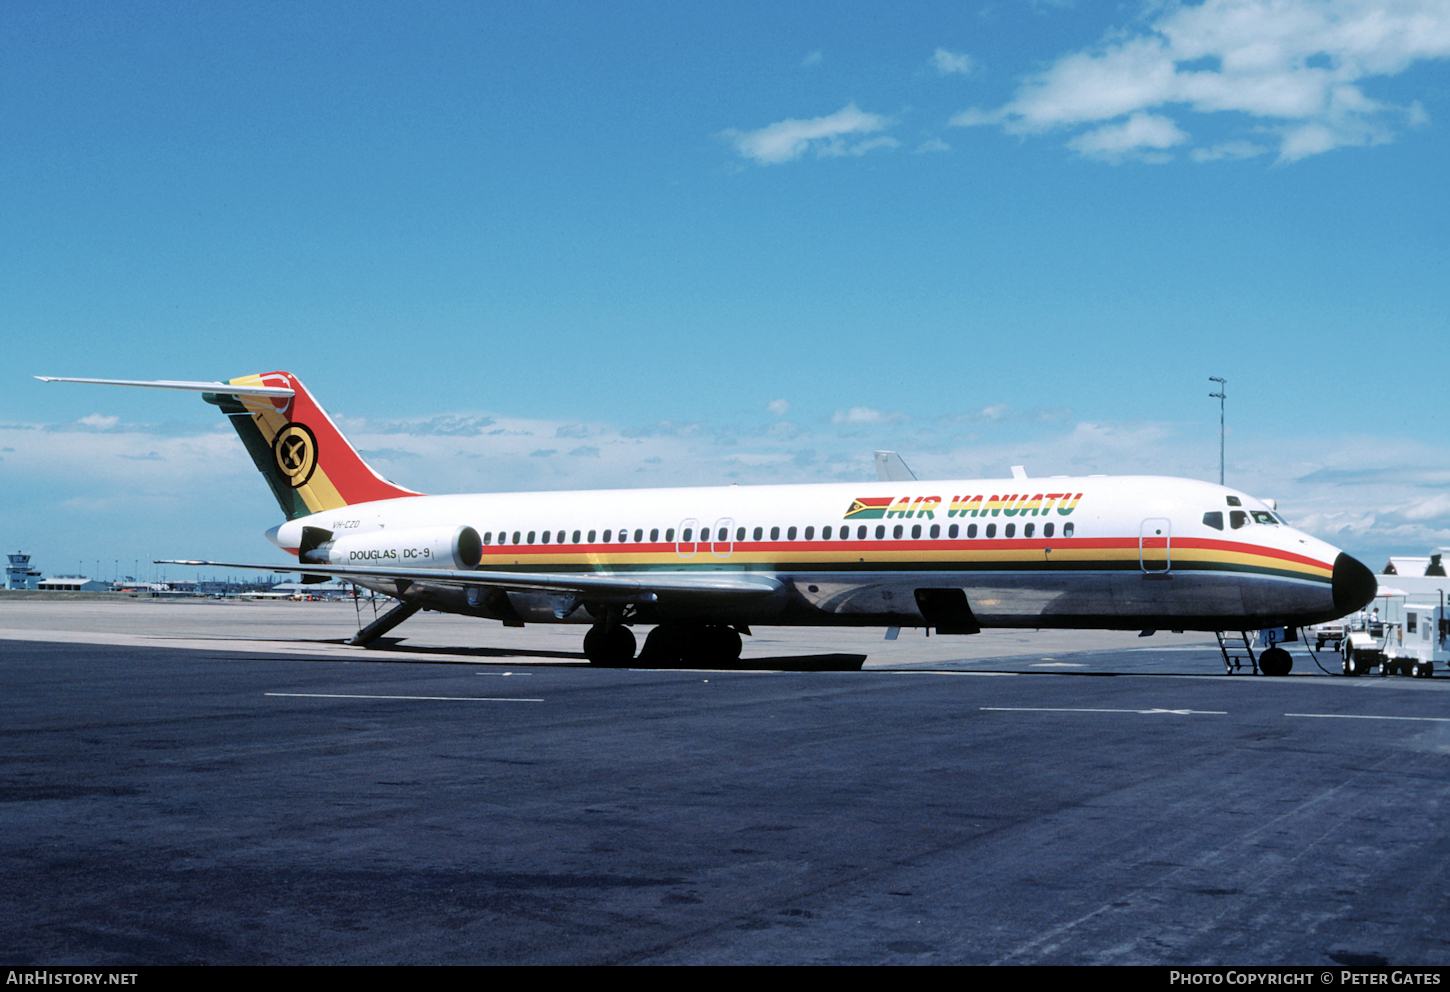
[{"left": 1209, "top": 377, "right": 1226, "bottom": 485}]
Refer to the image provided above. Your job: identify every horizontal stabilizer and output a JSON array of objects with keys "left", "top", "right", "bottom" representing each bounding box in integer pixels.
[{"left": 35, "top": 376, "right": 295, "bottom": 398}]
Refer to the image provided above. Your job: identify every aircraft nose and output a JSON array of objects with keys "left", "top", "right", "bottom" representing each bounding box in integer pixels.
[{"left": 1333, "top": 552, "right": 1378, "bottom": 615}]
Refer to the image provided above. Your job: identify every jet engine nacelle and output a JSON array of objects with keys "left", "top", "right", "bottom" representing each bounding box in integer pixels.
[{"left": 322, "top": 525, "right": 483, "bottom": 570}]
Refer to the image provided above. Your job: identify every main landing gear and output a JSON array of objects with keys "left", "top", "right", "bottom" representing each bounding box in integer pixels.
[
  {"left": 582, "top": 620, "right": 747, "bottom": 668},
  {"left": 582, "top": 624, "right": 636, "bottom": 667}
]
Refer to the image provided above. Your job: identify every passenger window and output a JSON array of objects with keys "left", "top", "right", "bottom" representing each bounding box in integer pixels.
[
  {"left": 986, "top": 524, "right": 996, "bottom": 538},
  {"left": 968, "top": 524, "right": 977, "bottom": 538},
  {"left": 1024, "top": 523, "right": 1034, "bottom": 538},
  {"left": 930, "top": 524, "right": 940, "bottom": 539},
  {"left": 681, "top": 528, "right": 690, "bottom": 542},
  {"left": 787, "top": 526, "right": 796, "bottom": 540},
  {"left": 483, "top": 532, "right": 492, "bottom": 545},
  {"left": 875, "top": 525, "right": 885, "bottom": 539},
  {"left": 823, "top": 526, "right": 833, "bottom": 540},
  {"left": 736, "top": 527, "right": 745, "bottom": 541},
  {"left": 804, "top": 526, "right": 814, "bottom": 540},
  {"left": 603, "top": 529, "right": 612, "bottom": 542},
  {"left": 893, "top": 525, "right": 904, "bottom": 539},
  {"left": 572, "top": 530, "right": 581, "bottom": 543},
  {"left": 650, "top": 528, "right": 658, "bottom": 542},
  {"left": 620, "top": 529, "right": 629, "bottom": 542},
  {"left": 527, "top": 531, "right": 536, "bottom": 544},
  {"left": 513, "top": 531, "right": 522, "bottom": 544},
  {"left": 717, "top": 527, "right": 726, "bottom": 541},
  {"left": 948, "top": 524, "right": 958, "bottom": 539},
  {"left": 858, "top": 526, "right": 868, "bottom": 539},
  {"left": 1005, "top": 523, "right": 1016, "bottom": 538},
  {"left": 665, "top": 528, "right": 674, "bottom": 542},
  {"left": 910, "top": 524, "right": 921, "bottom": 539},
  {"left": 1203, "top": 512, "right": 1223, "bottom": 531},
  {"left": 1044, "top": 523, "right": 1053, "bottom": 538},
  {"left": 634, "top": 529, "right": 644, "bottom": 542},
  {"left": 1064, "top": 523, "right": 1074, "bottom": 537},
  {"left": 1230, "top": 511, "right": 1248, "bottom": 529},
  {"left": 770, "top": 526, "right": 780, "bottom": 540},
  {"left": 541, "top": 531, "right": 550, "bottom": 544},
  {"left": 753, "top": 527, "right": 763, "bottom": 541},
  {"left": 588, "top": 530, "right": 597, "bottom": 543}
]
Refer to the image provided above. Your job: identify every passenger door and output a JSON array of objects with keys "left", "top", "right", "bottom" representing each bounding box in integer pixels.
[{"left": 1140, "top": 518, "right": 1171, "bottom": 572}]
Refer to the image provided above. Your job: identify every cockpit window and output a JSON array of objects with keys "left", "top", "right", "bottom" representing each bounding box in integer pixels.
[
  {"left": 1203, "top": 511, "right": 1224, "bottom": 531},
  {"left": 1250, "top": 510, "right": 1277, "bottom": 525},
  {"left": 1230, "top": 510, "right": 1248, "bottom": 529},
  {"left": 1226, "top": 496, "right": 1242, "bottom": 506}
]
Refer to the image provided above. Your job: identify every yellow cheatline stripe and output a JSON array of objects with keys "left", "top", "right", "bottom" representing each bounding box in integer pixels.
[{"left": 1175, "top": 546, "right": 1330, "bottom": 577}]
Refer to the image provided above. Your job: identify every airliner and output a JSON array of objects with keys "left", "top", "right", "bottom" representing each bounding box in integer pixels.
[{"left": 39, "top": 370, "right": 1378, "bottom": 674}]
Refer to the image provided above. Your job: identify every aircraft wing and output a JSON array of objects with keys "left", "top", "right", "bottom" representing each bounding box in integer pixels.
[{"left": 157, "top": 559, "right": 783, "bottom": 604}]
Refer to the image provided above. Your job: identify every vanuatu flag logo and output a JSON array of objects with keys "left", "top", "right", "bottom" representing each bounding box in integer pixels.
[{"left": 844, "top": 496, "right": 894, "bottom": 519}]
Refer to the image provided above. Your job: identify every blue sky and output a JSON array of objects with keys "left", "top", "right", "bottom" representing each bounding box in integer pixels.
[{"left": 3, "top": 0, "right": 1448, "bottom": 580}]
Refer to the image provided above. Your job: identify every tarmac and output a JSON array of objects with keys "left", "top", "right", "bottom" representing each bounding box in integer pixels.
[{"left": 2, "top": 597, "right": 1448, "bottom": 965}]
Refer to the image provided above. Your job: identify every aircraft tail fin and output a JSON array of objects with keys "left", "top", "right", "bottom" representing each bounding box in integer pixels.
[
  {"left": 205, "top": 371, "right": 421, "bottom": 519},
  {"left": 874, "top": 450, "right": 919, "bottom": 483}
]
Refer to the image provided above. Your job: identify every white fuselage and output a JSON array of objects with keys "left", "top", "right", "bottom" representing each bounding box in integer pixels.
[{"left": 270, "top": 475, "right": 1359, "bottom": 632}]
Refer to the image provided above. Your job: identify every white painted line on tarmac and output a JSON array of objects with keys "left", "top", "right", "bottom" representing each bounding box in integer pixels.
[
  {"left": 981, "top": 707, "right": 1226, "bottom": 715},
  {"left": 266, "top": 692, "right": 544, "bottom": 702},
  {"left": 1286, "top": 712, "right": 1450, "bottom": 723},
  {"left": 1030, "top": 662, "right": 1086, "bottom": 667}
]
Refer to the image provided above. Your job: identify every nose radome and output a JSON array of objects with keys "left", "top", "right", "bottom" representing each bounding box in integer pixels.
[{"left": 1333, "top": 552, "right": 1378, "bottom": 615}]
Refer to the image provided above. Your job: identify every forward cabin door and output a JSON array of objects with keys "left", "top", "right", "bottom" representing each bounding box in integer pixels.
[{"left": 1140, "top": 518, "right": 1172, "bottom": 573}]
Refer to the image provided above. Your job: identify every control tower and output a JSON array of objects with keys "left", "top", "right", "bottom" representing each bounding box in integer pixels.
[{"left": 5, "top": 551, "right": 42, "bottom": 590}]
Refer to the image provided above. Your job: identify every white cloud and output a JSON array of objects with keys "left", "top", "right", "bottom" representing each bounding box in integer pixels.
[
  {"left": 832, "top": 406, "right": 889, "bottom": 424},
  {"left": 1066, "top": 111, "right": 1190, "bottom": 162},
  {"left": 951, "top": 0, "right": 1450, "bottom": 163},
  {"left": 802, "top": 50, "right": 823, "bottom": 67},
  {"left": 78, "top": 413, "right": 119, "bottom": 430},
  {"left": 930, "top": 48, "right": 976, "bottom": 75},
  {"left": 722, "top": 103, "right": 894, "bottom": 165},
  {"left": 767, "top": 398, "right": 791, "bottom": 416},
  {"left": 1190, "top": 139, "right": 1268, "bottom": 161},
  {"left": 914, "top": 137, "right": 952, "bottom": 153}
]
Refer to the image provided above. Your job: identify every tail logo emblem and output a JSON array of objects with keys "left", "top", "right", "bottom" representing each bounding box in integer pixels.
[{"left": 273, "top": 423, "right": 318, "bottom": 488}]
